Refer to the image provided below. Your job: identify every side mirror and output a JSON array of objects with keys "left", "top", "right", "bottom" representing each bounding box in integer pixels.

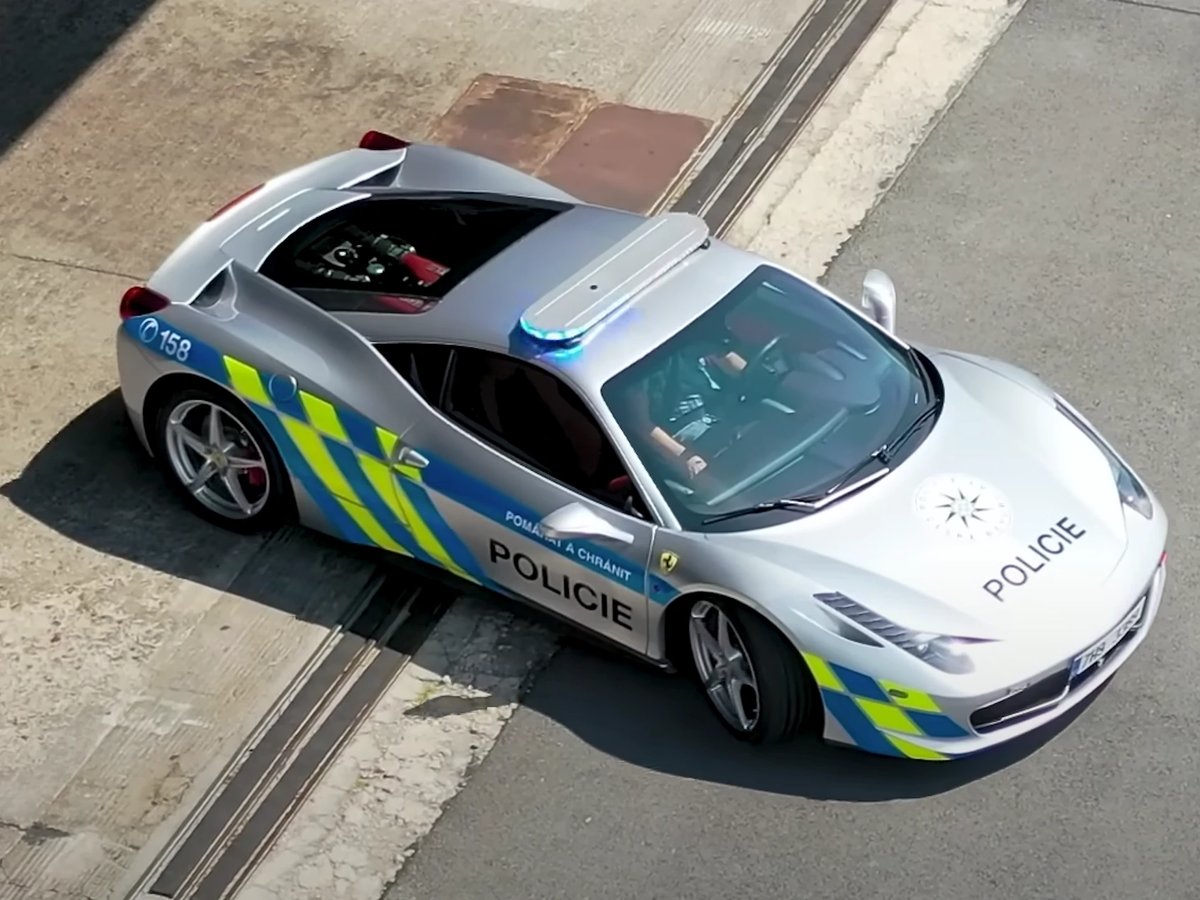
[
  {"left": 539, "top": 502, "right": 635, "bottom": 545},
  {"left": 861, "top": 268, "right": 897, "bottom": 333}
]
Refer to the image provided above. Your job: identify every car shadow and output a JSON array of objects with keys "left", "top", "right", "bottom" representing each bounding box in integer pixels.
[
  {"left": 1, "top": 390, "right": 395, "bottom": 629},
  {"left": 0, "top": 0, "right": 161, "bottom": 156},
  {"left": 516, "top": 633, "right": 1107, "bottom": 801}
]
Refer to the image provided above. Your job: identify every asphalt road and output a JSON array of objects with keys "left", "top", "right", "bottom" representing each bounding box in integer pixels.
[{"left": 384, "top": 2, "right": 1200, "bottom": 899}]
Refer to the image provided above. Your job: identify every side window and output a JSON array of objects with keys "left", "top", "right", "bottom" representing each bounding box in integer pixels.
[
  {"left": 445, "top": 348, "right": 649, "bottom": 519},
  {"left": 377, "top": 343, "right": 452, "bottom": 406}
]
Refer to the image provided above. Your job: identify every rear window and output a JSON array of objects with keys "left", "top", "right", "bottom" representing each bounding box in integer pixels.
[{"left": 259, "top": 193, "right": 567, "bottom": 312}]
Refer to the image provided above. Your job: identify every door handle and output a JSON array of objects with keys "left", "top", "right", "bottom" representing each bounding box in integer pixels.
[{"left": 392, "top": 444, "right": 429, "bottom": 470}]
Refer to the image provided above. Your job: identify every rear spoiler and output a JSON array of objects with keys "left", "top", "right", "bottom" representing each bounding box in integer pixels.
[{"left": 146, "top": 133, "right": 412, "bottom": 303}]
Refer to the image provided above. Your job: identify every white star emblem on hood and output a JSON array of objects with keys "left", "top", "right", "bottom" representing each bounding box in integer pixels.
[{"left": 914, "top": 474, "right": 1013, "bottom": 540}]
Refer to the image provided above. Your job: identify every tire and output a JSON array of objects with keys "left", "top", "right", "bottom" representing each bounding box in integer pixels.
[
  {"left": 682, "top": 595, "right": 817, "bottom": 744},
  {"left": 149, "top": 382, "right": 293, "bottom": 534}
]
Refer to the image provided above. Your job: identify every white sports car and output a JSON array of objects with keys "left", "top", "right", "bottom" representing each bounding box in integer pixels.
[{"left": 115, "top": 133, "right": 1169, "bottom": 760}]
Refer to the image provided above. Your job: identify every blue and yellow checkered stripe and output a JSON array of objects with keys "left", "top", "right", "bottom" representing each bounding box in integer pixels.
[
  {"left": 222, "top": 357, "right": 482, "bottom": 584},
  {"left": 802, "top": 653, "right": 969, "bottom": 761},
  {"left": 127, "top": 315, "right": 482, "bottom": 585}
]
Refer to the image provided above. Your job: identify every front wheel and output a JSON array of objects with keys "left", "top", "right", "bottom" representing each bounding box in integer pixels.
[
  {"left": 685, "top": 597, "right": 816, "bottom": 743},
  {"left": 150, "top": 383, "right": 293, "bottom": 533}
]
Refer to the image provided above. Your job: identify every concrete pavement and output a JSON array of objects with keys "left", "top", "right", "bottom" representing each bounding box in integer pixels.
[
  {"left": 385, "top": 2, "right": 1200, "bottom": 899},
  {"left": 0, "top": 0, "right": 818, "bottom": 896}
]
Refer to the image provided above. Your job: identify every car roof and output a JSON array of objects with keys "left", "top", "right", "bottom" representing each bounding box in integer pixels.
[
  {"left": 327, "top": 199, "right": 766, "bottom": 392},
  {"left": 152, "top": 141, "right": 773, "bottom": 395}
]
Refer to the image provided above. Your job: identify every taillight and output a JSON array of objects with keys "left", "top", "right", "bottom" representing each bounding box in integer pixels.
[
  {"left": 120, "top": 286, "right": 170, "bottom": 321},
  {"left": 359, "top": 130, "right": 410, "bottom": 151},
  {"left": 207, "top": 183, "right": 264, "bottom": 221}
]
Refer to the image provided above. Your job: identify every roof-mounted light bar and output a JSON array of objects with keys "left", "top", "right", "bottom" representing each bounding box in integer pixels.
[{"left": 519, "top": 212, "right": 711, "bottom": 344}]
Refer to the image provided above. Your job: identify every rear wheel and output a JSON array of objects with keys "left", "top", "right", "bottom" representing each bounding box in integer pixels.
[
  {"left": 150, "top": 383, "right": 292, "bottom": 533},
  {"left": 684, "top": 596, "right": 816, "bottom": 743}
]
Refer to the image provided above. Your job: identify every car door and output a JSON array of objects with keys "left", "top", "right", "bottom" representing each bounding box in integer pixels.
[
  {"left": 153, "top": 265, "right": 458, "bottom": 567},
  {"left": 379, "top": 343, "right": 658, "bottom": 655}
]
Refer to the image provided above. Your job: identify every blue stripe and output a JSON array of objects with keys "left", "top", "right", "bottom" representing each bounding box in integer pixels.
[
  {"left": 399, "top": 479, "right": 487, "bottom": 583},
  {"left": 907, "top": 709, "right": 969, "bottom": 739},
  {"left": 124, "top": 316, "right": 227, "bottom": 384},
  {"left": 340, "top": 406, "right": 385, "bottom": 459},
  {"left": 272, "top": 389, "right": 307, "bottom": 423},
  {"left": 323, "top": 439, "right": 431, "bottom": 562},
  {"left": 822, "top": 690, "right": 903, "bottom": 758},
  {"left": 421, "top": 454, "right": 646, "bottom": 592},
  {"left": 647, "top": 575, "right": 678, "bottom": 604},
  {"left": 253, "top": 406, "right": 373, "bottom": 547},
  {"left": 829, "top": 663, "right": 890, "bottom": 703}
]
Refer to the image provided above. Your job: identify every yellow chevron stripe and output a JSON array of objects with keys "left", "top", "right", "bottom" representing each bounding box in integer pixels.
[
  {"left": 375, "top": 426, "right": 424, "bottom": 481},
  {"left": 300, "top": 391, "right": 350, "bottom": 443},
  {"left": 392, "top": 476, "right": 469, "bottom": 580},
  {"left": 878, "top": 680, "right": 942, "bottom": 713},
  {"left": 855, "top": 697, "right": 921, "bottom": 736},
  {"left": 337, "top": 497, "right": 408, "bottom": 555},
  {"left": 886, "top": 735, "right": 948, "bottom": 761},
  {"left": 282, "top": 418, "right": 357, "bottom": 501},
  {"left": 276, "top": 417, "right": 406, "bottom": 554},
  {"left": 357, "top": 453, "right": 474, "bottom": 581},
  {"left": 358, "top": 453, "right": 411, "bottom": 526},
  {"left": 802, "top": 653, "right": 845, "bottom": 692},
  {"left": 224, "top": 357, "right": 271, "bottom": 406},
  {"left": 376, "top": 426, "right": 399, "bottom": 459}
]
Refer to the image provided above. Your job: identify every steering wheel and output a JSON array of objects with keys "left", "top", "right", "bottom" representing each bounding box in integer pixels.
[{"left": 738, "top": 335, "right": 788, "bottom": 402}]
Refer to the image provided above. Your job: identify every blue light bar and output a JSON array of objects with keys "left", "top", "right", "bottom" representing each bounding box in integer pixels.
[
  {"left": 521, "top": 324, "right": 583, "bottom": 344},
  {"left": 519, "top": 212, "right": 710, "bottom": 345}
]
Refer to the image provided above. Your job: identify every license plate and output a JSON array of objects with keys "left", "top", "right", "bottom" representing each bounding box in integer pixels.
[{"left": 1070, "top": 598, "right": 1146, "bottom": 678}]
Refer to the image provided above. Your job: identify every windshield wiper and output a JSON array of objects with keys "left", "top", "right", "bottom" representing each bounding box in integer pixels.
[
  {"left": 785, "top": 394, "right": 943, "bottom": 507},
  {"left": 700, "top": 466, "right": 894, "bottom": 526},
  {"left": 700, "top": 390, "right": 943, "bottom": 527},
  {"left": 701, "top": 497, "right": 822, "bottom": 526},
  {"left": 877, "top": 393, "right": 942, "bottom": 464}
]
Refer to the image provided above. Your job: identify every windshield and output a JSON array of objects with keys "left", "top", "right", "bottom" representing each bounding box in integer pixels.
[{"left": 600, "top": 265, "right": 938, "bottom": 531}]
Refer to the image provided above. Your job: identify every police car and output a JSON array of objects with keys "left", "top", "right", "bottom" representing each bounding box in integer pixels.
[{"left": 115, "top": 132, "right": 1168, "bottom": 759}]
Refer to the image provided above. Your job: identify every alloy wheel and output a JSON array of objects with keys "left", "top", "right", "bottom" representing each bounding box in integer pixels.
[{"left": 163, "top": 399, "right": 271, "bottom": 520}]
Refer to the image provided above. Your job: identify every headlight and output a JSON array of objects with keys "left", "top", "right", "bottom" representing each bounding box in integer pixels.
[
  {"left": 1054, "top": 398, "right": 1153, "bottom": 519},
  {"left": 814, "top": 592, "right": 989, "bottom": 674}
]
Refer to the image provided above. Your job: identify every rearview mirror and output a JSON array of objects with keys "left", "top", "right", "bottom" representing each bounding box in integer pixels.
[
  {"left": 861, "top": 268, "right": 897, "bottom": 333},
  {"left": 539, "top": 502, "right": 635, "bottom": 545}
]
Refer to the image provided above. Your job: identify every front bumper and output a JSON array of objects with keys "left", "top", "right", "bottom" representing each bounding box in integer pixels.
[{"left": 816, "top": 550, "right": 1168, "bottom": 761}]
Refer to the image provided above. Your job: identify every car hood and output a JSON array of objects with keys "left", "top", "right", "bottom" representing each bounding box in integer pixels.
[{"left": 719, "top": 349, "right": 1139, "bottom": 648}]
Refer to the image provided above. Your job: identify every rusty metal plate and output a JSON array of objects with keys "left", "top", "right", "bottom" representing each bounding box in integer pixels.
[
  {"left": 426, "top": 74, "right": 596, "bottom": 173},
  {"left": 537, "top": 103, "right": 711, "bottom": 213}
]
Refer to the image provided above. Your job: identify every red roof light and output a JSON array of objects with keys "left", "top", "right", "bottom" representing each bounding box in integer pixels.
[
  {"left": 120, "top": 286, "right": 170, "bottom": 321},
  {"left": 359, "top": 130, "right": 410, "bottom": 151}
]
